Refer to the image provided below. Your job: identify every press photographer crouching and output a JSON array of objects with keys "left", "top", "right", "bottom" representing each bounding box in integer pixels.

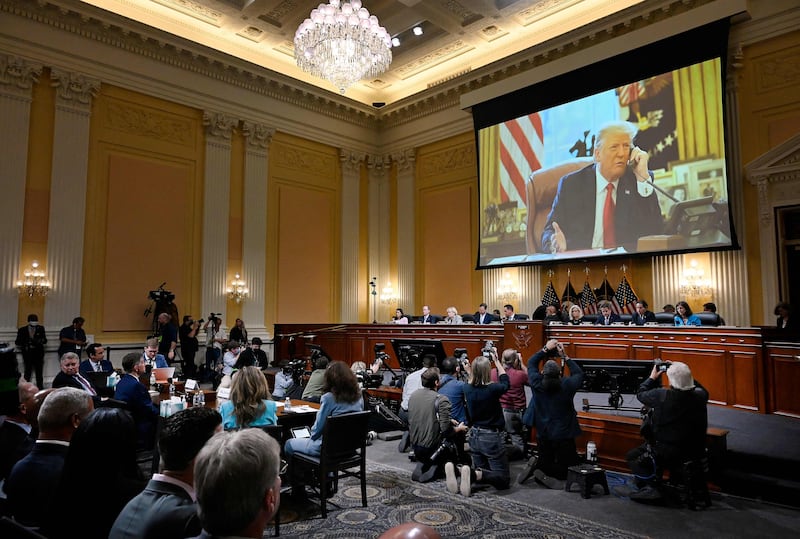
[
  {"left": 407, "top": 367, "right": 468, "bottom": 483},
  {"left": 626, "top": 360, "right": 709, "bottom": 504}
]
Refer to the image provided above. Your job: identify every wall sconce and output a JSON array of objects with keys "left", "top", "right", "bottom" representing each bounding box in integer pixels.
[
  {"left": 496, "top": 273, "right": 518, "bottom": 302},
  {"left": 380, "top": 281, "right": 397, "bottom": 304},
  {"left": 226, "top": 274, "right": 249, "bottom": 304},
  {"left": 680, "top": 260, "right": 713, "bottom": 297},
  {"left": 16, "top": 261, "right": 51, "bottom": 298}
]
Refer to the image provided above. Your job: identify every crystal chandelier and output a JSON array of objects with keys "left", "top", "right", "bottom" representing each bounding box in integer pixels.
[
  {"left": 294, "top": 0, "right": 392, "bottom": 94},
  {"left": 226, "top": 274, "right": 249, "bottom": 304},
  {"left": 16, "top": 261, "right": 51, "bottom": 298}
]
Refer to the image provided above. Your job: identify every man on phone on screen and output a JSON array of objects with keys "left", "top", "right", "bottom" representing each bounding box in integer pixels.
[{"left": 541, "top": 121, "right": 663, "bottom": 254}]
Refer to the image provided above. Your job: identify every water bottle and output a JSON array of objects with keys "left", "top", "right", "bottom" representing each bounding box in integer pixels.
[
  {"left": 198, "top": 391, "right": 205, "bottom": 406},
  {"left": 284, "top": 396, "right": 292, "bottom": 412},
  {"left": 150, "top": 372, "right": 156, "bottom": 390},
  {"left": 587, "top": 441, "right": 597, "bottom": 463},
  {"left": 169, "top": 380, "right": 176, "bottom": 396}
]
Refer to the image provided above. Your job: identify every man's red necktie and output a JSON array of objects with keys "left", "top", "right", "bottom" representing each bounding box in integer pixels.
[{"left": 603, "top": 183, "right": 616, "bottom": 248}]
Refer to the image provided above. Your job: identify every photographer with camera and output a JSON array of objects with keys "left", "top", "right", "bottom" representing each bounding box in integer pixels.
[
  {"left": 203, "top": 314, "right": 226, "bottom": 383},
  {"left": 518, "top": 339, "right": 583, "bottom": 488},
  {"left": 272, "top": 360, "right": 302, "bottom": 400},
  {"left": 179, "top": 315, "right": 200, "bottom": 378},
  {"left": 408, "top": 367, "right": 468, "bottom": 483},
  {"left": 626, "top": 360, "right": 708, "bottom": 503},
  {"left": 491, "top": 348, "right": 529, "bottom": 460}
]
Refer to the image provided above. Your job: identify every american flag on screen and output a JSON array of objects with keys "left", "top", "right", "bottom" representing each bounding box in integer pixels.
[
  {"left": 541, "top": 280, "right": 560, "bottom": 307},
  {"left": 579, "top": 280, "right": 598, "bottom": 314},
  {"left": 596, "top": 278, "right": 622, "bottom": 314},
  {"left": 616, "top": 275, "right": 639, "bottom": 314},
  {"left": 499, "top": 113, "right": 544, "bottom": 205}
]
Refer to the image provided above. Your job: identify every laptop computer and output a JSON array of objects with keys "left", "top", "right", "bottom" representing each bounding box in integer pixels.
[
  {"left": 84, "top": 370, "right": 111, "bottom": 388},
  {"left": 152, "top": 367, "right": 176, "bottom": 382}
]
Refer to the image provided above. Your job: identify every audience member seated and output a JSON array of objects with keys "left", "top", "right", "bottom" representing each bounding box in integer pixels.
[
  {"left": 419, "top": 305, "right": 440, "bottom": 325},
  {"left": 0, "top": 382, "right": 39, "bottom": 488},
  {"left": 110, "top": 407, "right": 222, "bottom": 539},
  {"left": 235, "top": 337, "right": 268, "bottom": 369},
  {"left": 702, "top": 302, "right": 726, "bottom": 325},
  {"left": 4, "top": 388, "right": 93, "bottom": 528},
  {"left": 674, "top": 301, "right": 701, "bottom": 326},
  {"left": 79, "top": 342, "right": 114, "bottom": 375},
  {"left": 143, "top": 337, "right": 169, "bottom": 369},
  {"left": 518, "top": 340, "right": 583, "bottom": 488},
  {"left": 114, "top": 352, "right": 159, "bottom": 449},
  {"left": 221, "top": 342, "right": 242, "bottom": 377},
  {"left": 474, "top": 303, "right": 496, "bottom": 324},
  {"left": 408, "top": 367, "right": 467, "bottom": 482},
  {"left": 301, "top": 356, "right": 329, "bottom": 404},
  {"left": 594, "top": 301, "right": 622, "bottom": 325},
  {"left": 630, "top": 300, "right": 657, "bottom": 325},
  {"left": 566, "top": 304, "right": 586, "bottom": 325},
  {"left": 491, "top": 349, "right": 528, "bottom": 460},
  {"left": 391, "top": 308, "right": 410, "bottom": 324},
  {"left": 626, "top": 361, "right": 708, "bottom": 503},
  {"left": 285, "top": 361, "right": 363, "bottom": 500},
  {"left": 220, "top": 367, "right": 278, "bottom": 431},
  {"left": 45, "top": 407, "right": 147, "bottom": 539},
  {"left": 52, "top": 352, "right": 99, "bottom": 400},
  {"left": 192, "top": 429, "right": 282, "bottom": 539}
]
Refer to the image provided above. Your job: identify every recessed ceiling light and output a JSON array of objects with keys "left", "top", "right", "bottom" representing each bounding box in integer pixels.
[
  {"left": 413, "top": 26, "right": 423, "bottom": 36},
  {"left": 392, "top": 37, "right": 401, "bottom": 47}
]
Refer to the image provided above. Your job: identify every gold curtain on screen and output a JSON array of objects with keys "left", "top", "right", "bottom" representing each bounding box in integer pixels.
[
  {"left": 673, "top": 58, "right": 724, "bottom": 160},
  {"left": 479, "top": 125, "right": 502, "bottom": 231}
]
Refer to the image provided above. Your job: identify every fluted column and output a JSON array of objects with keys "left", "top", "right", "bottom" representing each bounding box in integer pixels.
[
  {"left": 240, "top": 121, "right": 274, "bottom": 339},
  {"left": 0, "top": 55, "right": 42, "bottom": 332},
  {"left": 483, "top": 266, "right": 540, "bottom": 317},
  {"left": 367, "top": 154, "right": 391, "bottom": 323},
  {"left": 393, "top": 149, "right": 416, "bottom": 315},
  {"left": 340, "top": 149, "right": 365, "bottom": 322},
  {"left": 651, "top": 254, "right": 683, "bottom": 310},
  {"left": 201, "top": 112, "right": 236, "bottom": 324},
  {"left": 43, "top": 69, "right": 99, "bottom": 327},
  {"left": 518, "top": 265, "right": 542, "bottom": 316}
]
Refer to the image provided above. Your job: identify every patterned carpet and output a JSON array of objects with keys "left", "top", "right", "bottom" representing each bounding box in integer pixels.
[{"left": 271, "top": 462, "right": 645, "bottom": 538}]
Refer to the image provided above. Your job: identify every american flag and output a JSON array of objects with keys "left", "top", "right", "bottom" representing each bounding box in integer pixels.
[
  {"left": 595, "top": 278, "right": 622, "bottom": 314},
  {"left": 541, "top": 280, "right": 560, "bottom": 308},
  {"left": 579, "top": 280, "right": 598, "bottom": 314},
  {"left": 499, "top": 113, "right": 544, "bottom": 205},
  {"left": 562, "top": 280, "right": 579, "bottom": 306},
  {"left": 616, "top": 275, "right": 639, "bottom": 314}
]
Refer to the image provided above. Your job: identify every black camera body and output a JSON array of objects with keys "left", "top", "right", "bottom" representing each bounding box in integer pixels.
[
  {"left": 429, "top": 439, "right": 457, "bottom": 463},
  {"left": 482, "top": 340, "right": 495, "bottom": 358},
  {"left": 356, "top": 371, "right": 383, "bottom": 389},
  {"left": 654, "top": 358, "right": 672, "bottom": 373},
  {"left": 285, "top": 359, "right": 306, "bottom": 383}
]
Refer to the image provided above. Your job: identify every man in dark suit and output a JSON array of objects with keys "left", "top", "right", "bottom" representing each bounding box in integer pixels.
[
  {"left": 502, "top": 304, "right": 526, "bottom": 321},
  {"left": 541, "top": 121, "right": 663, "bottom": 254},
  {"left": 420, "top": 305, "right": 440, "bottom": 325},
  {"left": 5, "top": 387, "right": 94, "bottom": 527},
  {"left": 15, "top": 314, "right": 47, "bottom": 389},
  {"left": 594, "top": 301, "right": 622, "bottom": 325},
  {"left": 79, "top": 342, "right": 114, "bottom": 374},
  {"left": 630, "top": 300, "right": 657, "bottom": 325},
  {"left": 0, "top": 382, "right": 38, "bottom": 485},
  {"left": 52, "top": 352, "right": 98, "bottom": 399},
  {"left": 114, "top": 352, "right": 159, "bottom": 449},
  {"left": 110, "top": 406, "right": 222, "bottom": 539},
  {"left": 235, "top": 337, "right": 268, "bottom": 369},
  {"left": 474, "top": 303, "right": 497, "bottom": 324}
]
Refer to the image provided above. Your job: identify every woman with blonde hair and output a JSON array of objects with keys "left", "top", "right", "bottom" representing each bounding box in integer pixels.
[
  {"left": 219, "top": 366, "right": 278, "bottom": 430},
  {"left": 444, "top": 306, "right": 463, "bottom": 324}
]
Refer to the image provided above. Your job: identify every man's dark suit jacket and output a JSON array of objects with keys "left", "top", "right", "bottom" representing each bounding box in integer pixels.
[
  {"left": 473, "top": 312, "right": 497, "bottom": 324},
  {"left": 110, "top": 478, "right": 201, "bottom": 539},
  {"left": 420, "top": 314, "right": 440, "bottom": 324},
  {"left": 15, "top": 325, "right": 47, "bottom": 354},
  {"left": 79, "top": 359, "right": 114, "bottom": 374},
  {"left": 542, "top": 164, "right": 663, "bottom": 252},
  {"left": 0, "top": 421, "right": 33, "bottom": 482},
  {"left": 52, "top": 371, "right": 88, "bottom": 391},
  {"left": 630, "top": 311, "right": 657, "bottom": 325},
  {"left": 595, "top": 313, "right": 623, "bottom": 325},
  {"left": 114, "top": 374, "right": 159, "bottom": 448},
  {"left": 4, "top": 442, "right": 69, "bottom": 527}
]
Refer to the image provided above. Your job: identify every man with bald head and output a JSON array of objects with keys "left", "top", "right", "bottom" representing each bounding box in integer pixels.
[{"left": 4, "top": 387, "right": 94, "bottom": 527}]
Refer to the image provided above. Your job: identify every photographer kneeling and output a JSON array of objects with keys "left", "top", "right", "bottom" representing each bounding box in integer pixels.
[
  {"left": 626, "top": 360, "right": 708, "bottom": 503},
  {"left": 407, "top": 367, "right": 467, "bottom": 483}
]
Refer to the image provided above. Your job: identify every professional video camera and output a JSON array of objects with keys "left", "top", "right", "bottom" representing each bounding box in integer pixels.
[
  {"left": 147, "top": 282, "right": 175, "bottom": 304},
  {"left": 453, "top": 347, "right": 469, "bottom": 367},
  {"left": 284, "top": 358, "right": 307, "bottom": 384},
  {"left": 654, "top": 358, "right": 672, "bottom": 373},
  {"left": 355, "top": 369, "right": 384, "bottom": 389},
  {"left": 397, "top": 345, "right": 423, "bottom": 371},
  {"left": 374, "top": 342, "right": 390, "bottom": 362}
]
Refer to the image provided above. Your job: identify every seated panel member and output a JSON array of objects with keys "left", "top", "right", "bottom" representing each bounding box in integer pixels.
[
  {"left": 674, "top": 301, "right": 701, "bottom": 326},
  {"left": 392, "top": 308, "right": 410, "bottom": 324},
  {"left": 419, "top": 305, "right": 440, "bottom": 325},
  {"left": 594, "top": 301, "right": 622, "bottom": 325},
  {"left": 566, "top": 304, "right": 586, "bottom": 325},
  {"left": 444, "top": 306, "right": 463, "bottom": 325},
  {"left": 474, "top": 303, "right": 496, "bottom": 324},
  {"left": 542, "top": 121, "right": 663, "bottom": 253},
  {"left": 630, "top": 300, "right": 657, "bottom": 325},
  {"left": 502, "top": 304, "right": 526, "bottom": 321}
]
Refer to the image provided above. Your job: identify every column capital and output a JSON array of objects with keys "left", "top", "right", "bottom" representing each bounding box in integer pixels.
[
  {"left": 50, "top": 68, "right": 100, "bottom": 110},
  {"left": 391, "top": 148, "right": 416, "bottom": 172},
  {"left": 0, "top": 55, "right": 43, "bottom": 99},
  {"left": 242, "top": 121, "right": 275, "bottom": 150},
  {"left": 340, "top": 149, "right": 365, "bottom": 173},
  {"left": 366, "top": 153, "right": 391, "bottom": 176},
  {"left": 203, "top": 111, "right": 238, "bottom": 141}
]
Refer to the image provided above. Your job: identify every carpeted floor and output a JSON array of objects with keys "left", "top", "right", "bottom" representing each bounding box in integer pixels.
[{"left": 272, "top": 462, "right": 645, "bottom": 539}]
